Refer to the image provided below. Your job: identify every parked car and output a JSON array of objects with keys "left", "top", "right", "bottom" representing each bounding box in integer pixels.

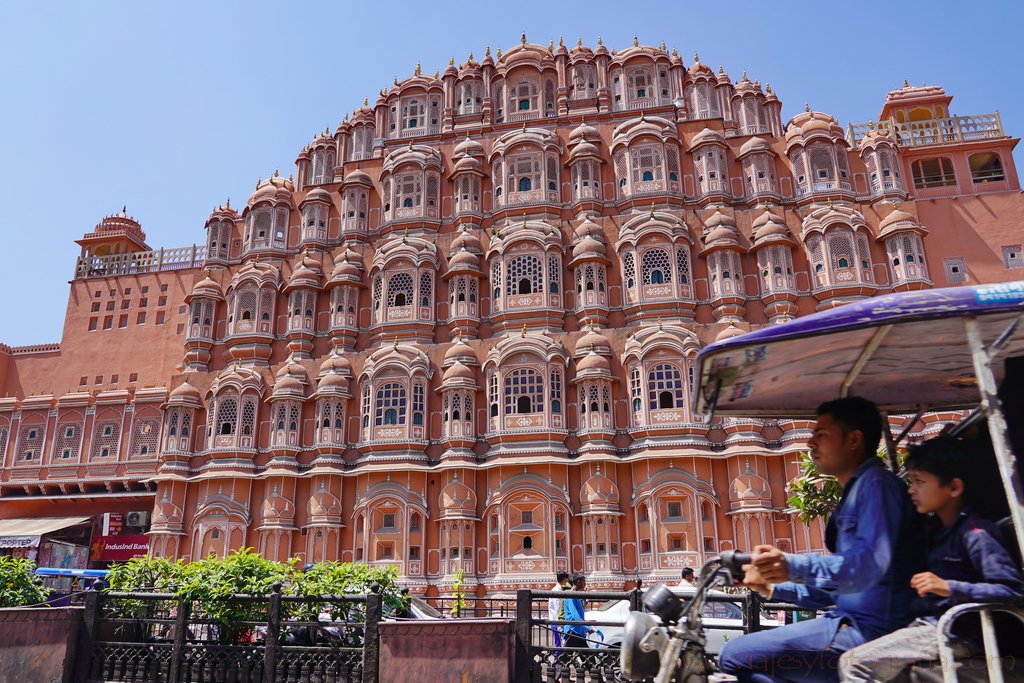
[{"left": 584, "top": 585, "right": 779, "bottom": 654}]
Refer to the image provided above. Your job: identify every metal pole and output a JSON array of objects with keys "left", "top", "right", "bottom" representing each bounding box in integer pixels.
[
  {"left": 513, "top": 589, "right": 533, "bottom": 683},
  {"left": 169, "top": 595, "right": 191, "bottom": 683},
  {"left": 261, "top": 583, "right": 282, "bottom": 683},
  {"left": 964, "top": 317, "right": 1024, "bottom": 561},
  {"left": 362, "top": 587, "right": 381, "bottom": 683}
]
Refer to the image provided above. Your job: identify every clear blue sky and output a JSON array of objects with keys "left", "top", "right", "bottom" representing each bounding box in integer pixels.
[{"left": 2, "top": 0, "right": 1022, "bottom": 346}]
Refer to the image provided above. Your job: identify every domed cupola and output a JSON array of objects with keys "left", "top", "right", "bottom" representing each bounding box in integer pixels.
[
  {"left": 326, "top": 245, "right": 366, "bottom": 350},
  {"left": 439, "top": 335, "right": 479, "bottom": 452},
  {"left": 242, "top": 171, "right": 294, "bottom": 256},
  {"left": 571, "top": 323, "right": 616, "bottom": 445},
  {"left": 260, "top": 485, "right": 296, "bottom": 530},
  {"left": 857, "top": 124, "right": 906, "bottom": 201},
  {"left": 271, "top": 356, "right": 310, "bottom": 402},
  {"left": 284, "top": 251, "right": 323, "bottom": 292},
  {"left": 878, "top": 207, "right": 930, "bottom": 291},
  {"left": 580, "top": 467, "right": 621, "bottom": 513},
  {"left": 443, "top": 331, "right": 479, "bottom": 369},
  {"left": 438, "top": 476, "right": 478, "bottom": 520},
  {"left": 247, "top": 171, "right": 295, "bottom": 208},
  {"left": 183, "top": 270, "right": 225, "bottom": 370},
  {"left": 283, "top": 251, "right": 323, "bottom": 358},
  {"left": 736, "top": 135, "right": 779, "bottom": 198},
  {"left": 167, "top": 379, "right": 202, "bottom": 409},
  {"left": 701, "top": 211, "right": 746, "bottom": 322},
  {"left": 444, "top": 226, "right": 484, "bottom": 338},
  {"left": 442, "top": 360, "right": 477, "bottom": 388},
  {"left": 690, "top": 127, "right": 730, "bottom": 201},
  {"left": 188, "top": 269, "right": 224, "bottom": 302},
  {"left": 204, "top": 202, "right": 238, "bottom": 263}
]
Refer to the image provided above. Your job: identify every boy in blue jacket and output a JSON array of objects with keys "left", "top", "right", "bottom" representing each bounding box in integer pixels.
[{"left": 839, "top": 437, "right": 1024, "bottom": 682}]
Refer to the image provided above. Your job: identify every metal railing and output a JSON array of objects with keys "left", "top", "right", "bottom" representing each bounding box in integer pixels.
[
  {"left": 80, "top": 585, "right": 381, "bottom": 683},
  {"left": 846, "top": 112, "right": 1004, "bottom": 148}
]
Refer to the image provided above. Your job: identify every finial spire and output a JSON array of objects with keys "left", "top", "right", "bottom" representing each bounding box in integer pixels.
[
  {"left": 415, "top": 62, "right": 422, "bottom": 76},
  {"left": 597, "top": 35, "right": 603, "bottom": 45},
  {"left": 577, "top": 36, "right": 583, "bottom": 47},
  {"left": 393, "top": 336, "right": 399, "bottom": 350},
  {"left": 363, "top": 97, "right": 368, "bottom": 106},
  {"left": 805, "top": 102, "right": 811, "bottom": 112},
  {"left": 558, "top": 35, "right": 564, "bottom": 46},
  {"left": 521, "top": 32, "right": 527, "bottom": 45},
  {"left": 658, "top": 317, "right": 663, "bottom": 331},
  {"left": 468, "top": 51, "right": 474, "bottom": 61},
  {"left": 827, "top": 198, "right": 834, "bottom": 209},
  {"left": 742, "top": 70, "right": 748, "bottom": 80},
  {"left": 694, "top": 51, "right": 700, "bottom": 63},
  {"left": 449, "top": 56, "right": 455, "bottom": 66},
  {"left": 672, "top": 47, "right": 678, "bottom": 57},
  {"left": 903, "top": 79, "right": 910, "bottom": 87},
  {"left": 485, "top": 45, "right": 491, "bottom": 57},
  {"left": 650, "top": 203, "right": 656, "bottom": 218},
  {"left": 633, "top": 35, "right": 639, "bottom": 47},
  {"left": 521, "top": 324, "right": 527, "bottom": 338},
  {"left": 547, "top": 39, "right": 554, "bottom": 51}
]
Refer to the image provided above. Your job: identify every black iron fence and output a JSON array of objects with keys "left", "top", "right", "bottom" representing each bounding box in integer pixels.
[
  {"left": 513, "top": 587, "right": 807, "bottom": 683},
  {"left": 79, "top": 584, "right": 380, "bottom": 683}
]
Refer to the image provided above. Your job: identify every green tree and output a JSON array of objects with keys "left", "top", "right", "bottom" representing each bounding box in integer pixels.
[
  {"left": 449, "top": 569, "right": 468, "bottom": 617},
  {"left": 0, "top": 556, "right": 48, "bottom": 607},
  {"left": 784, "top": 451, "right": 843, "bottom": 523}
]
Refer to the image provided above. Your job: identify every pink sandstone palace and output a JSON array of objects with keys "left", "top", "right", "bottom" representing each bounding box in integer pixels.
[{"left": 0, "top": 35, "right": 1021, "bottom": 597}]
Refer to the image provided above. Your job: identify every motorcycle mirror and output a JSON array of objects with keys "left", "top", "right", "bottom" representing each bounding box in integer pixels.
[
  {"left": 620, "top": 611, "right": 664, "bottom": 681},
  {"left": 719, "top": 550, "right": 753, "bottom": 582},
  {"left": 641, "top": 583, "right": 683, "bottom": 623}
]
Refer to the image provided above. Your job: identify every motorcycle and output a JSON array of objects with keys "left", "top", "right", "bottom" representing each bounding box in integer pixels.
[{"left": 620, "top": 550, "right": 750, "bottom": 683}]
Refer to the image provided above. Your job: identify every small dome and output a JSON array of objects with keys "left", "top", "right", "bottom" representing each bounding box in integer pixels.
[
  {"left": 573, "top": 215, "right": 603, "bottom": 240},
  {"left": 730, "top": 472, "right": 772, "bottom": 509},
  {"left": 342, "top": 169, "right": 373, "bottom": 186},
  {"left": 568, "top": 140, "right": 602, "bottom": 162},
  {"left": 569, "top": 121, "right": 600, "bottom": 144},
  {"left": 300, "top": 187, "right": 333, "bottom": 206},
  {"left": 572, "top": 233, "right": 606, "bottom": 259},
  {"left": 857, "top": 126, "right": 897, "bottom": 150},
  {"left": 272, "top": 359, "right": 309, "bottom": 399},
  {"left": 448, "top": 246, "right": 481, "bottom": 270},
  {"left": 581, "top": 470, "right": 620, "bottom": 507},
  {"left": 308, "top": 486, "right": 342, "bottom": 520},
  {"left": 690, "top": 127, "right": 726, "bottom": 148},
  {"left": 329, "top": 247, "right": 366, "bottom": 284},
  {"left": 444, "top": 335, "right": 478, "bottom": 366},
  {"left": 187, "top": 271, "right": 223, "bottom": 301},
  {"left": 879, "top": 208, "right": 917, "bottom": 230},
  {"left": 576, "top": 349, "right": 611, "bottom": 373},
  {"left": 286, "top": 253, "right": 323, "bottom": 291},
  {"left": 785, "top": 111, "right": 844, "bottom": 146},
  {"left": 453, "top": 136, "right": 485, "bottom": 158},
  {"left": 575, "top": 326, "right": 612, "bottom": 357},
  {"left": 738, "top": 136, "right": 774, "bottom": 158},
  {"left": 451, "top": 226, "right": 482, "bottom": 253},
  {"left": 443, "top": 360, "right": 476, "bottom": 384},
  {"left": 248, "top": 173, "right": 295, "bottom": 207},
  {"left": 688, "top": 59, "right": 715, "bottom": 77},
  {"left": 206, "top": 204, "right": 238, "bottom": 223},
  {"left": 702, "top": 212, "right": 742, "bottom": 250},
  {"left": 439, "top": 478, "right": 477, "bottom": 515},
  {"left": 751, "top": 210, "right": 793, "bottom": 247},
  {"left": 734, "top": 75, "right": 762, "bottom": 94},
  {"left": 168, "top": 380, "right": 202, "bottom": 406},
  {"left": 262, "top": 489, "right": 295, "bottom": 523},
  {"left": 319, "top": 349, "right": 352, "bottom": 376},
  {"left": 317, "top": 370, "right": 350, "bottom": 394},
  {"left": 716, "top": 323, "right": 746, "bottom": 342},
  {"left": 452, "top": 156, "right": 483, "bottom": 175}
]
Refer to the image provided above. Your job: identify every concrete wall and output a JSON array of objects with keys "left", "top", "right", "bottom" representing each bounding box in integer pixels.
[
  {"left": 0, "top": 606, "right": 82, "bottom": 683},
  {"left": 379, "top": 618, "right": 515, "bottom": 683}
]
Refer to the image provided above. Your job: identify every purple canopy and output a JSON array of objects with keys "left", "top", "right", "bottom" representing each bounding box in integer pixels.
[{"left": 694, "top": 281, "right": 1024, "bottom": 417}]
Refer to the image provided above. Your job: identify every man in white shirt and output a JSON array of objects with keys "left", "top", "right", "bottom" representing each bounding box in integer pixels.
[
  {"left": 547, "top": 571, "right": 571, "bottom": 648},
  {"left": 679, "top": 567, "right": 696, "bottom": 588}
]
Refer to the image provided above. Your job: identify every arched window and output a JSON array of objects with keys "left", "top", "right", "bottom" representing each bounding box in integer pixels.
[
  {"left": 641, "top": 248, "right": 673, "bottom": 285},
  {"left": 374, "top": 383, "right": 407, "bottom": 426},
  {"left": 647, "top": 363, "right": 685, "bottom": 410},
  {"left": 505, "top": 255, "right": 544, "bottom": 296},
  {"left": 911, "top": 158, "right": 956, "bottom": 189},
  {"left": 969, "top": 153, "right": 1004, "bottom": 183},
  {"left": 504, "top": 368, "right": 544, "bottom": 415},
  {"left": 218, "top": 398, "right": 237, "bottom": 435}
]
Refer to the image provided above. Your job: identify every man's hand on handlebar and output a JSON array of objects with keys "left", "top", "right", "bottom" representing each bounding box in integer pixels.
[
  {"left": 740, "top": 562, "right": 772, "bottom": 597},
  {"left": 751, "top": 544, "right": 790, "bottom": 583}
]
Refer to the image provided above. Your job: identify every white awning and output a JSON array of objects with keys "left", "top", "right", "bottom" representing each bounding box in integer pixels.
[{"left": 0, "top": 516, "right": 92, "bottom": 548}]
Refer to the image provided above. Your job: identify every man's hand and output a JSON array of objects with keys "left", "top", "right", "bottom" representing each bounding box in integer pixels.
[
  {"left": 751, "top": 544, "right": 790, "bottom": 583},
  {"left": 910, "top": 572, "right": 951, "bottom": 598},
  {"left": 741, "top": 562, "right": 772, "bottom": 597}
]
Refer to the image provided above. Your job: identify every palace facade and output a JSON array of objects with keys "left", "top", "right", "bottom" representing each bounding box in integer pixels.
[{"left": 1, "top": 36, "right": 1021, "bottom": 595}]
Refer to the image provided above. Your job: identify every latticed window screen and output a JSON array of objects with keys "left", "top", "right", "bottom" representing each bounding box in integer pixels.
[
  {"left": 91, "top": 421, "right": 121, "bottom": 458},
  {"left": 629, "top": 366, "right": 643, "bottom": 411},
  {"left": 546, "top": 155, "right": 559, "bottom": 191},
  {"left": 666, "top": 147, "right": 680, "bottom": 180},
  {"left": 550, "top": 368, "right": 563, "bottom": 410},
  {"left": 739, "top": 97, "right": 759, "bottom": 130},
  {"left": 387, "top": 272, "right": 414, "bottom": 307},
  {"left": 240, "top": 397, "right": 257, "bottom": 436},
  {"left": 1002, "top": 245, "right": 1024, "bottom": 269},
  {"left": 130, "top": 418, "right": 160, "bottom": 456},
  {"left": 508, "top": 154, "right": 541, "bottom": 192},
  {"left": 509, "top": 81, "right": 539, "bottom": 111},
  {"left": 506, "top": 255, "right": 544, "bottom": 295},
  {"left": 828, "top": 233, "right": 854, "bottom": 269},
  {"left": 396, "top": 174, "right": 422, "bottom": 208},
  {"left": 944, "top": 258, "right": 967, "bottom": 283},
  {"left": 809, "top": 144, "right": 834, "bottom": 180},
  {"left": 235, "top": 288, "right": 257, "bottom": 323},
  {"left": 54, "top": 422, "right": 79, "bottom": 459},
  {"left": 631, "top": 145, "right": 664, "bottom": 183},
  {"left": 675, "top": 247, "right": 691, "bottom": 284},
  {"left": 412, "top": 382, "right": 425, "bottom": 425},
  {"left": 426, "top": 174, "right": 439, "bottom": 207},
  {"left": 647, "top": 363, "right": 686, "bottom": 410},
  {"left": 614, "top": 152, "right": 628, "bottom": 195},
  {"left": 488, "top": 372, "right": 499, "bottom": 415},
  {"left": 375, "top": 383, "right": 407, "bottom": 426},
  {"left": 641, "top": 248, "right": 673, "bottom": 284},
  {"left": 372, "top": 276, "right": 383, "bottom": 312},
  {"left": 492, "top": 159, "right": 503, "bottom": 197},
  {"left": 791, "top": 152, "right": 807, "bottom": 185},
  {"left": 419, "top": 271, "right": 432, "bottom": 307},
  {"left": 19, "top": 424, "right": 43, "bottom": 460},
  {"left": 217, "top": 398, "right": 238, "bottom": 435},
  {"left": 259, "top": 289, "right": 275, "bottom": 323},
  {"left": 857, "top": 233, "right": 873, "bottom": 275},
  {"left": 504, "top": 368, "right": 544, "bottom": 414},
  {"left": 361, "top": 385, "right": 371, "bottom": 427},
  {"left": 0, "top": 427, "right": 7, "bottom": 457},
  {"left": 402, "top": 98, "right": 425, "bottom": 129},
  {"left": 548, "top": 255, "right": 561, "bottom": 293},
  {"left": 167, "top": 410, "right": 179, "bottom": 437},
  {"left": 570, "top": 64, "right": 596, "bottom": 99},
  {"left": 622, "top": 251, "right": 637, "bottom": 289}
]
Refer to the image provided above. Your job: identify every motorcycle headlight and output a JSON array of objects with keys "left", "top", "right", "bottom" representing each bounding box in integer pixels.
[
  {"left": 620, "top": 611, "right": 665, "bottom": 681},
  {"left": 642, "top": 583, "right": 683, "bottom": 623}
]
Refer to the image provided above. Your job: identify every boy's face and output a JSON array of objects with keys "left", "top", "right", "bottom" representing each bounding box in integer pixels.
[{"left": 907, "top": 468, "right": 960, "bottom": 514}]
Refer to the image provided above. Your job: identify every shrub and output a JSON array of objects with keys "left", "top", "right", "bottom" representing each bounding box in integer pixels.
[{"left": 0, "top": 556, "right": 48, "bottom": 608}]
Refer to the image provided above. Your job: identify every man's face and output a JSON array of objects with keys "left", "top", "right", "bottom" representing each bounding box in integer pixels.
[
  {"left": 807, "top": 413, "right": 861, "bottom": 477},
  {"left": 574, "top": 578, "right": 586, "bottom": 590}
]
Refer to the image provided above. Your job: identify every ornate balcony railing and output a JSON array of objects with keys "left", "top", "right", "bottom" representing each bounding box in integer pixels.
[
  {"left": 75, "top": 245, "right": 206, "bottom": 280},
  {"left": 846, "top": 112, "right": 1004, "bottom": 148}
]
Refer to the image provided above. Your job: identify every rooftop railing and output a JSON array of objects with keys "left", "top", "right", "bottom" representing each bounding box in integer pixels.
[
  {"left": 846, "top": 112, "right": 1004, "bottom": 148},
  {"left": 74, "top": 245, "right": 206, "bottom": 280}
]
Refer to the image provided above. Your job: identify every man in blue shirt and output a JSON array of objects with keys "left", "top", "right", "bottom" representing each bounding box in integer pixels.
[{"left": 718, "top": 397, "right": 923, "bottom": 682}]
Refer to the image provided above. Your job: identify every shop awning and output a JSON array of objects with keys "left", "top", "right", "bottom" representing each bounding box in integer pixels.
[{"left": 0, "top": 516, "right": 92, "bottom": 548}]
